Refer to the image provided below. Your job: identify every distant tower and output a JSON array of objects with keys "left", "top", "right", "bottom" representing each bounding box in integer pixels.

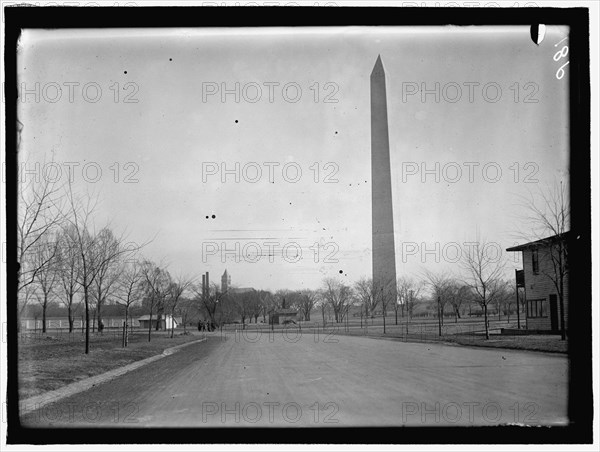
[
  {"left": 371, "top": 55, "right": 398, "bottom": 305},
  {"left": 221, "top": 269, "right": 231, "bottom": 293}
]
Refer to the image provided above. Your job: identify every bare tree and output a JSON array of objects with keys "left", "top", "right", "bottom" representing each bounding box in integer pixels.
[
  {"left": 248, "top": 291, "right": 264, "bottom": 323},
  {"left": 17, "top": 169, "right": 64, "bottom": 331},
  {"left": 65, "top": 187, "right": 101, "bottom": 353},
  {"left": 354, "top": 277, "right": 379, "bottom": 319},
  {"left": 140, "top": 260, "right": 171, "bottom": 341},
  {"left": 316, "top": 292, "right": 330, "bottom": 326},
  {"left": 397, "top": 276, "right": 424, "bottom": 322},
  {"left": 175, "top": 297, "right": 198, "bottom": 333},
  {"left": 446, "top": 281, "right": 472, "bottom": 323},
  {"left": 65, "top": 186, "right": 136, "bottom": 353},
  {"left": 322, "top": 278, "right": 352, "bottom": 323},
  {"left": 230, "top": 289, "right": 263, "bottom": 325},
  {"left": 230, "top": 290, "right": 254, "bottom": 328},
  {"left": 56, "top": 225, "right": 81, "bottom": 332},
  {"left": 90, "top": 227, "right": 124, "bottom": 333},
  {"left": 406, "top": 292, "right": 424, "bottom": 320},
  {"left": 392, "top": 276, "right": 411, "bottom": 325},
  {"left": 166, "top": 274, "right": 194, "bottom": 338},
  {"left": 517, "top": 180, "right": 569, "bottom": 340},
  {"left": 460, "top": 238, "right": 507, "bottom": 340},
  {"left": 115, "top": 261, "right": 144, "bottom": 346},
  {"left": 195, "top": 282, "right": 227, "bottom": 327},
  {"left": 297, "top": 289, "right": 317, "bottom": 321},
  {"left": 18, "top": 283, "right": 38, "bottom": 332},
  {"left": 32, "top": 234, "right": 60, "bottom": 333},
  {"left": 258, "top": 290, "right": 274, "bottom": 323},
  {"left": 495, "top": 280, "right": 515, "bottom": 323},
  {"left": 422, "top": 270, "right": 453, "bottom": 328},
  {"left": 373, "top": 278, "right": 396, "bottom": 334},
  {"left": 392, "top": 293, "right": 401, "bottom": 325}
]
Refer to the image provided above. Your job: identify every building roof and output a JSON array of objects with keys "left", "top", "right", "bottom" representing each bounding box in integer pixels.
[
  {"left": 506, "top": 232, "right": 570, "bottom": 252},
  {"left": 138, "top": 314, "right": 175, "bottom": 321},
  {"left": 275, "top": 308, "right": 298, "bottom": 315}
]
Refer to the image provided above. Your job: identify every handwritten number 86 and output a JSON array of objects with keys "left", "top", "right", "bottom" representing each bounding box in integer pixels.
[{"left": 554, "top": 46, "right": 569, "bottom": 80}]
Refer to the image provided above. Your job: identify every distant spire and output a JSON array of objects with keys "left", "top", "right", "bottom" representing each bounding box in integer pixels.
[{"left": 371, "top": 54, "right": 385, "bottom": 78}]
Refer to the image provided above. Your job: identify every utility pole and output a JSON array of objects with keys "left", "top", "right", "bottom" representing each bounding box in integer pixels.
[
  {"left": 406, "top": 290, "right": 413, "bottom": 337},
  {"left": 345, "top": 305, "right": 349, "bottom": 332},
  {"left": 438, "top": 296, "right": 442, "bottom": 336},
  {"left": 360, "top": 305, "right": 363, "bottom": 329},
  {"left": 515, "top": 269, "right": 520, "bottom": 329},
  {"left": 382, "top": 287, "right": 386, "bottom": 334}
]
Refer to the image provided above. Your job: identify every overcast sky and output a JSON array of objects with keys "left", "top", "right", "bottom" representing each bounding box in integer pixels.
[{"left": 17, "top": 25, "right": 570, "bottom": 292}]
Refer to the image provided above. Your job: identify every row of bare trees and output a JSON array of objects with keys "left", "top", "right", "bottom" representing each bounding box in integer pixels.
[
  {"left": 203, "top": 272, "right": 518, "bottom": 338},
  {"left": 16, "top": 170, "right": 159, "bottom": 353},
  {"left": 18, "top": 166, "right": 568, "bottom": 347}
]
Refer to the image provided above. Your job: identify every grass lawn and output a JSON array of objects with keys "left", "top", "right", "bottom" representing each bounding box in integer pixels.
[
  {"left": 18, "top": 329, "right": 203, "bottom": 400},
  {"left": 222, "top": 318, "right": 568, "bottom": 354},
  {"left": 331, "top": 327, "right": 568, "bottom": 354},
  {"left": 442, "top": 334, "right": 568, "bottom": 353}
]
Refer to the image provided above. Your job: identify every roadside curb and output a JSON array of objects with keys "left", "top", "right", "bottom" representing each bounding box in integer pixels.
[{"left": 20, "top": 336, "right": 207, "bottom": 416}]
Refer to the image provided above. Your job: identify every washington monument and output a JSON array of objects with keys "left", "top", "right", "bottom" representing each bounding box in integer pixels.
[{"left": 371, "top": 55, "right": 398, "bottom": 305}]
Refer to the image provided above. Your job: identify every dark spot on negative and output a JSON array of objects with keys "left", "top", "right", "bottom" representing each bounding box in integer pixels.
[
  {"left": 211, "top": 214, "right": 216, "bottom": 219},
  {"left": 235, "top": 120, "right": 239, "bottom": 123},
  {"left": 339, "top": 270, "right": 343, "bottom": 274},
  {"left": 124, "top": 71, "right": 127, "bottom": 74}
]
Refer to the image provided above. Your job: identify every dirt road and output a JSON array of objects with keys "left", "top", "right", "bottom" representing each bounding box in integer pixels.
[{"left": 20, "top": 330, "right": 568, "bottom": 427}]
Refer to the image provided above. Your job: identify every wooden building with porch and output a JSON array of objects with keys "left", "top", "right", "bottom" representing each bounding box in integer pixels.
[{"left": 506, "top": 233, "right": 569, "bottom": 333}]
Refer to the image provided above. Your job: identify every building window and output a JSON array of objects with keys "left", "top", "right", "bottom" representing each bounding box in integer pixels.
[
  {"left": 527, "top": 299, "right": 547, "bottom": 318},
  {"left": 532, "top": 249, "right": 539, "bottom": 274}
]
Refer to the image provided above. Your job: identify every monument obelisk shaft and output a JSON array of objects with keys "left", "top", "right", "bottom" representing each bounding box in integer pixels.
[{"left": 371, "top": 55, "right": 397, "bottom": 304}]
